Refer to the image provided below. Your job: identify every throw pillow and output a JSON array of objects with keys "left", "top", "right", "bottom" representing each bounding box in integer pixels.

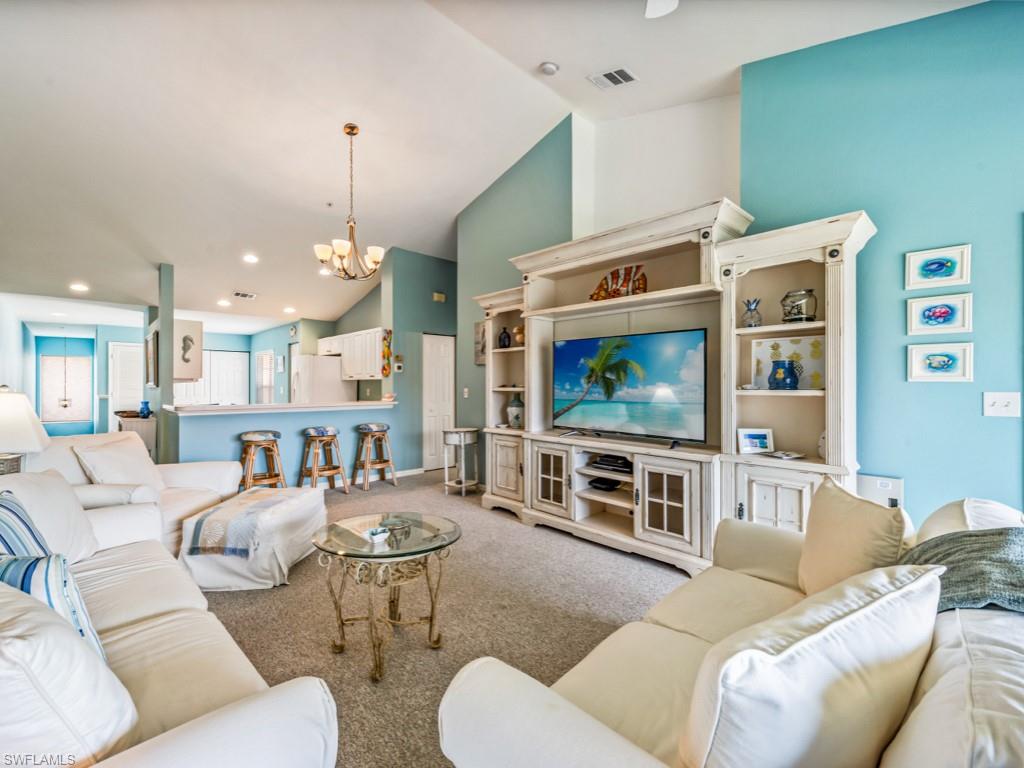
[
  {"left": 0, "top": 490, "right": 50, "bottom": 556},
  {"left": 0, "top": 472, "right": 98, "bottom": 563},
  {"left": 0, "top": 582, "right": 138, "bottom": 763},
  {"left": 0, "top": 554, "right": 105, "bottom": 659},
  {"left": 72, "top": 432, "right": 166, "bottom": 491},
  {"left": 916, "top": 497, "right": 1024, "bottom": 544},
  {"left": 680, "top": 565, "right": 944, "bottom": 768},
  {"left": 798, "top": 477, "right": 913, "bottom": 594}
]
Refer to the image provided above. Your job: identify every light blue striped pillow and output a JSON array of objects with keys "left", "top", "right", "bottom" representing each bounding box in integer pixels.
[
  {"left": 0, "top": 490, "right": 50, "bottom": 556},
  {"left": 0, "top": 554, "right": 105, "bottom": 660}
]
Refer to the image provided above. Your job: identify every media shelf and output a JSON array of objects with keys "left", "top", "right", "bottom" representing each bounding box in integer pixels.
[
  {"left": 736, "top": 389, "right": 825, "bottom": 397},
  {"left": 734, "top": 321, "right": 826, "bottom": 336}
]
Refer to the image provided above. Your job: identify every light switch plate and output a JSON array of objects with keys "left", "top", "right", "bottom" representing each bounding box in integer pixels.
[
  {"left": 463, "top": 387, "right": 469, "bottom": 399},
  {"left": 983, "top": 392, "right": 1021, "bottom": 418}
]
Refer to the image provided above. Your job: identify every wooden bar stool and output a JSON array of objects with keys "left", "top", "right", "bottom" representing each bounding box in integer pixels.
[
  {"left": 298, "top": 426, "right": 349, "bottom": 494},
  {"left": 239, "top": 430, "right": 286, "bottom": 490},
  {"left": 352, "top": 422, "right": 397, "bottom": 491}
]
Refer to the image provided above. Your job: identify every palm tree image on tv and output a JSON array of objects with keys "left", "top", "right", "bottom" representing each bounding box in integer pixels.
[{"left": 552, "top": 337, "right": 645, "bottom": 420}]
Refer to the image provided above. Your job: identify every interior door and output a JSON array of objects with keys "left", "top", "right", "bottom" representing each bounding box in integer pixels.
[
  {"left": 422, "top": 334, "right": 455, "bottom": 471},
  {"left": 108, "top": 342, "right": 144, "bottom": 431},
  {"left": 210, "top": 350, "right": 250, "bottom": 405}
]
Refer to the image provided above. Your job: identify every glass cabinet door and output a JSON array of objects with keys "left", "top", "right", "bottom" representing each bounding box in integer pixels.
[
  {"left": 635, "top": 456, "right": 701, "bottom": 555},
  {"left": 531, "top": 443, "right": 571, "bottom": 518}
]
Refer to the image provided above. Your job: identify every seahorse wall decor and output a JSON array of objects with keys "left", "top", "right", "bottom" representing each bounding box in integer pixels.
[{"left": 180, "top": 334, "right": 194, "bottom": 364}]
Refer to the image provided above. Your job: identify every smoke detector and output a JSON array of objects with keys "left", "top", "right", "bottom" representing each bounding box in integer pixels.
[
  {"left": 587, "top": 67, "right": 638, "bottom": 90},
  {"left": 538, "top": 61, "right": 560, "bottom": 76},
  {"left": 232, "top": 290, "right": 258, "bottom": 300}
]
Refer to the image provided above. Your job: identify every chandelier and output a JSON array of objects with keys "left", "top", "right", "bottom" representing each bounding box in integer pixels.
[{"left": 314, "top": 123, "right": 385, "bottom": 281}]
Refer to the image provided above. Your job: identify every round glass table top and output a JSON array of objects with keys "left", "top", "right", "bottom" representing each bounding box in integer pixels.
[{"left": 313, "top": 513, "right": 462, "bottom": 560}]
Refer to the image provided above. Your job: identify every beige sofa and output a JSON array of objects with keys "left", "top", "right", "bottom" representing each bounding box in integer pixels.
[{"left": 440, "top": 509, "right": 1024, "bottom": 767}]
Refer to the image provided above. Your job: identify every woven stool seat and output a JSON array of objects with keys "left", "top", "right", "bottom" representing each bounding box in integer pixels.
[
  {"left": 357, "top": 422, "right": 390, "bottom": 433},
  {"left": 302, "top": 426, "right": 338, "bottom": 437},
  {"left": 240, "top": 430, "right": 282, "bottom": 442}
]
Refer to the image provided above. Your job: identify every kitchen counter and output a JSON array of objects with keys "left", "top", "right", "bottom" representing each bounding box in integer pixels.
[{"left": 163, "top": 401, "right": 396, "bottom": 416}]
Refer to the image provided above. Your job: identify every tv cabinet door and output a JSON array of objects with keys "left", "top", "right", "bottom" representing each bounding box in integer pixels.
[
  {"left": 490, "top": 434, "right": 523, "bottom": 501},
  {"left": 634, "top": 456, "right": 702, "bottom": 555},
  {"left": 734, "top": 464, "right": 822, "bottom": 532},
  {"left": 531, "top": 442, "right": 572, "bottom": 518}
]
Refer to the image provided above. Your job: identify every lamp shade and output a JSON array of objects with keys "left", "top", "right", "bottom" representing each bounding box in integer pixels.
[{"left": 0, "top": 393, "right": 51, "bottom": 453}]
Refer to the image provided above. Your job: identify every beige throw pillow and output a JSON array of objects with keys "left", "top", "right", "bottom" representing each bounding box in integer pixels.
[
  {"left": 798, "top": 477, "right": 912, "bottom": 594},
  {"left": 681, "top": 565, "right": 944, "bottom": 768},
  {"left": 72, "top": 433, "right": 166, "bottom": 491}
]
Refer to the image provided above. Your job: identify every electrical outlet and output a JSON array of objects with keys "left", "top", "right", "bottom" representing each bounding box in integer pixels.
[
  {"left": 462, "top": 387, "right": 469, "bottom": 399},
  {"left": 983, "top": 392, "right": 1021, "bottom": 418}
]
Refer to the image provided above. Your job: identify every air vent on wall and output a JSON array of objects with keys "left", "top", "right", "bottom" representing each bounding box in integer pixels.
[
  {"left": 232, "top": 290, "right": 257, "bottom": 300},
  {"left": 587, "top": 67, "right": 637, "bottom": 90}
]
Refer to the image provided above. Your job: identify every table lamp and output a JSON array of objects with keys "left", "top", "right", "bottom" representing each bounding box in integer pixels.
[{"left": 0, "top": 391, "right": 50, "bottom": 474}]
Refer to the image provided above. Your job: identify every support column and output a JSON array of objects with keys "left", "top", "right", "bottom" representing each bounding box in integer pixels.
[{"left": 156, "top": 263, "right": 175, "bottom": 463}]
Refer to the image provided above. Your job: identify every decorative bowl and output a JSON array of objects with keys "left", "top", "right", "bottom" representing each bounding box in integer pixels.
[{"left": 363, "top": 527, "right": 390, "bottom": 544}]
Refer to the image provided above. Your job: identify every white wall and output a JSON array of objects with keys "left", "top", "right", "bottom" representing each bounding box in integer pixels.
[
  {"left": 0, "top": 301, "right": 23, "bottom": 394},
  {"left": 592, "top": 95, "right": 740, "bottom": 232}
]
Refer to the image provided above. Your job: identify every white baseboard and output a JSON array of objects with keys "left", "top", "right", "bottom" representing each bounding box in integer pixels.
[{"left": 354, "top": 467, "right": 424, "bottom": 484}]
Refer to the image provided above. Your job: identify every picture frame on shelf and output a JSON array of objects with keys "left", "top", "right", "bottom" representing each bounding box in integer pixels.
[
  {"left": 737, "top": 427, "right": 775, "bottom": 454},
  {"left": 905, "top": 244, "right": 971, "bottom": 290},
  {"left": 907, "top": 342, "right": 973, "bottom": 382},
  {"left": 907, "top": 293, "right": 972, "bottom": 335},
  {"left": 473, "top": 321, "right": 486, "bottom": 365}
]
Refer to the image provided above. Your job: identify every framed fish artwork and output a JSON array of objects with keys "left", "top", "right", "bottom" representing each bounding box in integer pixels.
[
  {"left": 907, "top": 342, "right": 973, "bottom": 382},
  {"left": 905, "top": 244, "right": 971, "bottom": 290},
  {"left": 907, "top": 293, "right": 972, "bottom": 335}
]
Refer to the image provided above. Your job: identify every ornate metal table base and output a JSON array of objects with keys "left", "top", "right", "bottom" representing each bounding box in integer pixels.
[{"left": 319, "top": 548, "right": 451, "bottom": 681}]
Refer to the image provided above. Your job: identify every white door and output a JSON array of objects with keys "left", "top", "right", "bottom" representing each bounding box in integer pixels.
[
  {"left": 422, "top": 334, "right": 455, "bottom": 471},
  {"left": 209, "top": 351, "right": 250, "bottom": 405},
  {"left": 108, "top": 342, "right": 144, "bottom": 431}
]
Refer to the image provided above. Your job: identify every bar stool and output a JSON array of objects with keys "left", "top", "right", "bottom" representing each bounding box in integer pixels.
[
  {"left": 298, "top": 426, "right": 349, "bottom": 494},
  {"left": 239, "top": 430, "right": 286, "bottom": 490},
  {"left": 352, "top": 422, "right": 397, "bottom": 491}
]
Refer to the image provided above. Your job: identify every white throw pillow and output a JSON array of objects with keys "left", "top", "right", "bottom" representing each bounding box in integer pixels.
[
  {"left": 0, "top": 582, "right": 138, "bottom": 764},
  {"left": 0, "top": 472, "right": 98, "bottom": 563},
  {"left": 72, "top": 433, "right": 166, "bottom": 491},
  {"left": 680, "top": 565, "right": 944, "bottom": 768},
  {"left": 798, "top": 477, "right": 913, "bottom": 594},
  {"left": 916, "top": 497, "right": 1024, "bottom": 544}
]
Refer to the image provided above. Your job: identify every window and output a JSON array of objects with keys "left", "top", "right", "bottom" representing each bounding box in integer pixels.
[
  {"left": 255, "top": 350, "right": 274, "bottom": 404},
  {"left": 40, "top": 355, "right": 92, "bottom": 422}
]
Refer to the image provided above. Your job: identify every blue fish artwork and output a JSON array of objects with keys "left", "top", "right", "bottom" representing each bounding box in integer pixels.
[
  {"left": 921, "top": 303, "right": 956, "bottom": 325},
  {"left": 924, "top": 353, "right": 957, "bottom": 371},
  {"left": 919, "top": 258, "right": 956, "bottom": 279}
]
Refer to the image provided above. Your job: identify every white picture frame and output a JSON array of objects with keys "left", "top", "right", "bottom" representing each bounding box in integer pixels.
[
  {"left": 907, "top": 293, "right": 973, "bottom": 335},
  {"left": 737, "top": 427, "right": 775, "bottom": 454},
  {"left": 907, "top": 342, "right": 973, "bottom": 382},
  {"left": 905, "top": 244, "right": 971, "bottom": 290}
]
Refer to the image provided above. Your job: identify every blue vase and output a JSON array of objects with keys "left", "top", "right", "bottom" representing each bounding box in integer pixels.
[
  {"left": 138, "top": 400, "right": 152, "bottom": 419},
  {"left": 768, "top": 361, "right": 800, "bottom": 390}
]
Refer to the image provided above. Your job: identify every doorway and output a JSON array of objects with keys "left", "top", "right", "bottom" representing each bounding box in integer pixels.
[
  {"left": 422, "top": 334, "right": 455, "bottom": 471},
  {"left": 108, "top": 341, "right": 145, "bottom": 431}
]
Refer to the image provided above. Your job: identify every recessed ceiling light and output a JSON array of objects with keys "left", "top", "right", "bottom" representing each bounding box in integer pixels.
[
  {"left": 217, "top": 299, "right": 231, "bottom": 307},
  {"left": 283, "top": 307, "right": 296, "bottom": 314},
  {"left": 242, "top": 253, "right": 259, "bottom": 264},
  {"left": 69, "top": 282, "right": 89, "bottom": 292},
  {"left": 318, "top": 267, "right": 332, "bottom": 276},
  {"left": 51, "top": 312, "right": 67, "bottom": 317},
  {"left": 538, "top": 61, "right": 560, "bottom": 76}
]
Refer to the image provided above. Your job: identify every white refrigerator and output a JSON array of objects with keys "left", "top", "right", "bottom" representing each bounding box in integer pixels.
[{"left": 290, "top": 355, "right": 354, "bottom": 403}]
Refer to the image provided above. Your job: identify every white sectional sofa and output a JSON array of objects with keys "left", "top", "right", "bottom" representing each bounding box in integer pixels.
[
  {"left": 25, "top": 431, "right": 242, "bottom": 554},
  {"left": 440, "top": 500, "right": 1024, "bottom": 768}
]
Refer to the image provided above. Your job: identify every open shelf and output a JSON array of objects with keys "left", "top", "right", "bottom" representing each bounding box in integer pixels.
[
  {"left": 492, "top": 346, "right": 525, "bottom": 353},
  {"left": 493, "top": 386, "right": 525, "bottom": 392},
  {"left": 575, "top": 487, "right": 634, "bottom": 510},
  {"left": 735, "top": 321, "right": 826, "bottom": 336},
  {"left": 523, "top": 283, "right": 719, "bottom": 321},
  {"left": 577, "top": 465, "right": 634, "bottom": 482},
  {"left": 577, "top": 510, "right": 634, "bottom": 536},
  {"left": 736, "top": 389, "right": 825, "bottom": 397}
]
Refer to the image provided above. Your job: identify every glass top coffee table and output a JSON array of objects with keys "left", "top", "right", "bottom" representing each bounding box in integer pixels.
[{"left": 313, "top": 513, "right": 461, "bottom": 681}]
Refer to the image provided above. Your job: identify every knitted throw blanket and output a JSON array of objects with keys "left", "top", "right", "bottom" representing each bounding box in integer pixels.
[{"left": 899, "top": 527, "right": 1024, "bottom": 613}]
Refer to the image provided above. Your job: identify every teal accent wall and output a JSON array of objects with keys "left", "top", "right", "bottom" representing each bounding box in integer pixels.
[
  {"left": 249, "top": 323, "right": 295, "bottom": 404},
  {"left": 455, "top": 115, "right": 574, "bottom": 437},
  {"left": 300, "top": 319, "right": 335, "bottom": 355},
  {"left": 335, "top": 285, "right": 382, "bottom": 334},
  {"left": 95, "top": 325, "right": 145, "bottom": 433},
  {"left": 204, "top": 333, "right": 251, "bottom": 352},
  {"left": 740, "top": 1, "right": 1023, "bottom": 521},
  {"left": 35, "top": 336, "right": 95, "bottom": 436}
]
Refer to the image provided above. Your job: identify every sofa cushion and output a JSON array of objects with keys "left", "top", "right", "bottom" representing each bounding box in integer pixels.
[
  {"left": 0, "top": 471, "right": 98, "bottom": 563},
  {"left": 681, "top": 565, "right": 943, "bottom": 768},
  {"left": 73, "top": 432, "right": 167, "bottom": 491},
  {"left": 553, "top": 621, "right": 710, "bottom": 766},
  {"left": 916, "top": 497, "right": 1024, "bottom": 544},
  {"left": 0, "top": 582, "right": 138, "bottom": 763},
  {"left": 881, "top": 608, "right": 1024, "bottom": 768},
  {"left": 70, "top": 539, "right": 207, "bottom": 634},
  {"left": 0, "top": 490, "right": 50, "bottom": 556},
  {"left": 798, "top": 477, "right": 912, "bottom": 594},
  {"left": 102, "top": 608, "right": 268, "bottom": 751},
  {"left": 644, "top": 566, "right": 803, "bottom": 643},
  {"left": 159, "top": 487, "right": 222, "bottom": 554}
]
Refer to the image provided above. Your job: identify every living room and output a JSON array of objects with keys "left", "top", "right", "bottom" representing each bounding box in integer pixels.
[{"left": 1, "top": 1, "right": 1021, "bottom": 767}]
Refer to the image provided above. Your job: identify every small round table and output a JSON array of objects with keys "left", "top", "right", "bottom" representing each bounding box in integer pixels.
[
  {"left": 313, "top": 513, "right": 461, "bottom": 681},
  {"left": 442, "top": 427, "right": 479, "bottom": 496}
]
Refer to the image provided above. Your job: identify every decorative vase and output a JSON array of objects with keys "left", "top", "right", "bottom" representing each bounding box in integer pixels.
[
  {"left": 768, "top": 360, "right": 800, "bottom": 390},
  {"left": 512, "top": 325, "right": 525, "bottom": 346},
  {"left": 138, "top": 400, "right": 152, "bottom": 419},
  {"left": 497, "top": 327, "right": 512, "bottom": 349},
  {"left": 741, "top": 298, "right": 763, "bottom": 328},
  {"left": 781, "top": 288, "right": 818, "bottom": 323},
  {"left": 506, "top": 393, "right": 525, "bottom": 429}
]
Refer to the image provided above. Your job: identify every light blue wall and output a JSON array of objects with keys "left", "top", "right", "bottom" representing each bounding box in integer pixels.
[
  {"left": 249, "top": 323, "right": 296, "bottom": 404},
  {"left": 335, "top": 285, "right": 382, "bottom": 335},
  {"left": 204, "top": 333, "right": 251, "bottom": 352},
  {"left": 35, "top": 336, "right": 95, "bottom": 436},
  {"left": 95, "top": 325, "right": 145, "bottom": 432},
  {"left": 740, "top": 1, "right": 1023, "bottom": 521}
]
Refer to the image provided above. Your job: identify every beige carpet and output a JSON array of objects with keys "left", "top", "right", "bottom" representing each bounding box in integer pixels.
[{"left": 205, "top": 471, "right": 688, "bottom": 767}]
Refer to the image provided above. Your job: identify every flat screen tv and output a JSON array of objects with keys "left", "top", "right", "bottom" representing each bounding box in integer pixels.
[{"left": 552, "top": 328, "right": 707, "bottom": 443}]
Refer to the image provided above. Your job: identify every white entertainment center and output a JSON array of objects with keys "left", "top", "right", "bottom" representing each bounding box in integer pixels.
[{"left": 475, "top": 199, "right": 876, "bottom": 574}]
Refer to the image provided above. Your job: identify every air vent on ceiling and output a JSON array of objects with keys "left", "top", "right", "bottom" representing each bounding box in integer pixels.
[
  {"left": 587, "top": 67, "right": 637, "bottom": 90},
  {"left": 232, "top": 290, "right": 257, "bottom": 300}
]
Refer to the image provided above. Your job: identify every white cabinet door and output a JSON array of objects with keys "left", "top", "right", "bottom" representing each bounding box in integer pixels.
[
  {"left": 490, "top": 434, "right": 523, "bottom": 501},
  {"left": 340, "top": 335, "right": 358, "bottom": 379},
  {"left": 531, "top": 442, "right": 572, "bottom": 518},
  {"left": 734, "top": 463, "right": 823, "bottom": 532},
  {"left": 634, "top": 455, "right": 702, "bottom": 555}
]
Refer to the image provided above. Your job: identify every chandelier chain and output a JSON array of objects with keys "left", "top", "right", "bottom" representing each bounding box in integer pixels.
[{"left": 348, "top": 131, "right": 355, "bottom": 222}]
